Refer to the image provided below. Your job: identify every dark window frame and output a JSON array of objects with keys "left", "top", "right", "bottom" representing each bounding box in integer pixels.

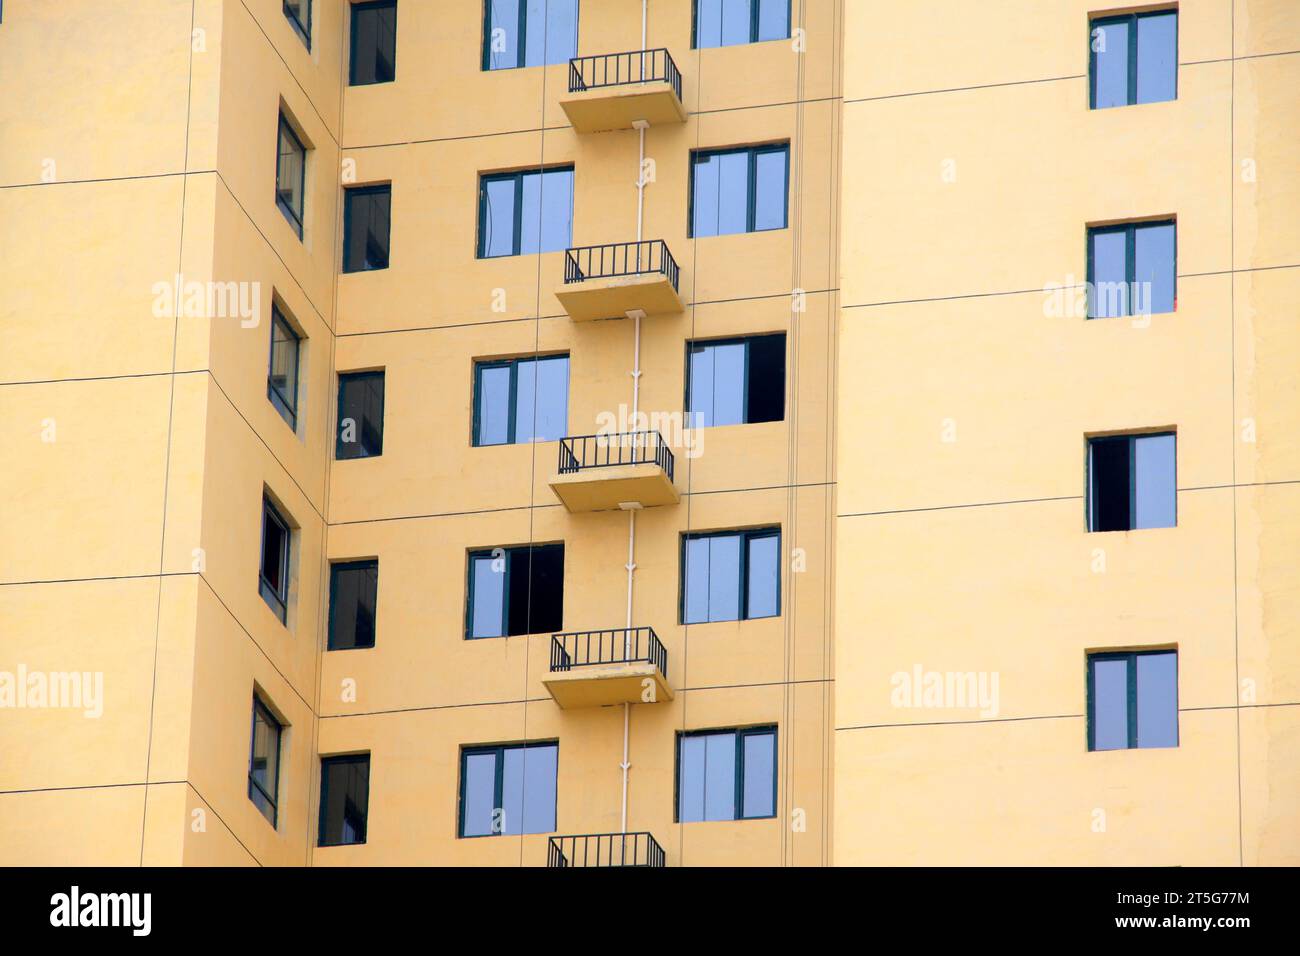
[
  {"left": 335, "top": 369, "right": 385, "bottom": 460},
  {"left": 342, "top": 183, "right": 392, "bottom": 273},
  {"left": 476, "top": 165, "right": 575, "bottom": 259},
  {"left": 457, "top": 741, "right": 560, "bottom": 838},
  {"left": 481, "top": 0, "right": 581, "bottom": 71},
  {"left": 673, "top": 725, "right": 778, "bottom": 822},
  {"left": 267, "top": 304, "right": 301, "bottom": 431},
  {"left": 349, "top": 0, "right": 398, "bottom": 86},
  {"left": 679, "top": 527, "right": 782, "bottom": 625},
  {"left": 1089, "top": 8, "right": 1179, "bottom": 109},
  {"left": 688, "top": 143, "right": 790, "bottom": 238},
  {"left": 471, "top": 353, "right": 570, "bottom": 446},
  {"left": 317, "top": 753, "right": 371, "bottom": 847},
  {"left": 259, "top": 495, "right": 292, "bottom": 624},
  {"left": 248, "top": 695, "right": 283, "bottom": 827},
  {"left": 275, "top": 112, "right": 307, "bottom": 239},
  {"left": 684, "top": 332, "right": 787, "bottom": 426},
  {"left": 465, "top": 543, "right": 565, "bottom": 639},
  {"left": 691, "top": 0, "right": 791, "bottom": 48},
  {"left": 1086, "top": 219, "right": 1177, "bottom": 319},
  {"left": 1086, "top": 649, "right": 1180, "bottom": 751},
  {"left": 283, "top": 0, "right": 312, "bottom": 48},
  {"left": 328, "top": 559, "right": 380, "bottom": 651},
  {"left": 1086, "top": 431, "right": 1177, "bottom": 532}
]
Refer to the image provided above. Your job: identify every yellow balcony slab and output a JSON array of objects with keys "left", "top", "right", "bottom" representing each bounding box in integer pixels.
[
  {"left": 549, "top": 461, "right": 679, "bottom": 513},
  {"left": 555, "top": 270, "right": 683, "bottom": 322},
  {"left": 544, "top": 661, "right": 674, "bottom": 710},
  {"left": 560, "top": 80, "right": 687, "bottom": 133}
]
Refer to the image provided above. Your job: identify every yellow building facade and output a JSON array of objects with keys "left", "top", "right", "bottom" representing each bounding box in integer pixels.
[{"left": 0, "top": 0, "right": 1294, "bottom": 867}]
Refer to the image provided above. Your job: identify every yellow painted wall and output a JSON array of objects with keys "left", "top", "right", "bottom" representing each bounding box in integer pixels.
[
  {"left": 3, "top": 0, "right": 1293, "bottom": 868},
  {"left": 836, "top": 0, "right": 1300, "bottom": 865}
]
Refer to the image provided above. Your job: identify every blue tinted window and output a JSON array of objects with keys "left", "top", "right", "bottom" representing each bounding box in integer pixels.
[
  {"left": 1091, "top": 11, "right": 1176, "bottom": 109},
  {"left": 469, "top": 553, "right": 505, "bottom": 638},
  {"left": 687, "top": 334, "right": 786, "bottom": 426},
  {"left": 460, "top": 743, "right": 558, "bottom": 837},
  {"left": 688, "top": 340, "right": 745, "bottom": 426},
  {"left": 683, "top": 533, "right": 741, "bottom": 624},
  {"left": 692, "top": 145, "right": 789, "bottom": 237},
  {"left": 695, "top": 0, "right": 789, "bottom": 48},
  {"left": 1089, "top": 651, "right": 1178, "bottom": 751},
  {"left": 474, "top": 354, "right": 569, "bottom": 446},
  {"left": 1134, "top": 221, "right": 1176, "bottom": 315},
  {"left": 1136, "top": 12, "right": 1178, "bottom": 105},
  {"left": 1134, "top": 433, "right": 1176, "bottom": 530},
  {"left": 678, "top": 727, "right": 776, "bottom": 822},
  {"left": 501, "top": 743, "right": 558, "bottom": 834},
  {"left": 1088, "top": 228, "right": 1128, "bottom": 319},
  {"left": 1088, "top": 432, "right": 1176, "bottom": 532},
  {"left": 485, "top": 0, "right": 578, "bottom": 70},
  {"left": 1136, "top": 651, "right": 1179, "bottom": 748},
  {"left": 746, "top": 533, "right": 780, "bottom": 619},
  {"left": 741, "top": 730, "right": 776, "bottom": 817},
  {"left": 466, "top": 544, "right": 564, "bottom": 638},
  {"left": 461, "top": 751, "right": 498, "bottom": 835},
  {"left": 1091, "top": 19, "right": 1129, "bottom": 109},
  {"left": 1090, "top": 658, "right": 1129, "bottom": 751},
  {"left": 682, "top": 528, "right": 780, "bottom": 624},
  {"left": 1087, "top": 220, "right": 1175, "bottom": 319},
  {"left": 479, "top": 167, "right": 573, "bottom": 257}
]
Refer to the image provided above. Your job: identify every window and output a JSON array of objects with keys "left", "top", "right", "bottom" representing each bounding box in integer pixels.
[
  {"left": 1087, "top": 220, "right": 1175, "bottom": 318},
  {"left": 473, "top": 354, "right": 569, "bottom": 446},
  {"left": 336, "top": 370, "right": 385, "bottom": 460},
  {"left": 284, "top": 0, "right": 311, "bottom": 47},
  {"left": 1091, "top": 9, "right": 1177, "bottom": 109},
  {"left": 677, "top": 726, "right": 777, "bottom": 822},
  {"left": 1088, "top": 650, "right": 1179, "bottom": 751},
  {"left": 682, "top": 528, "right": 780, "bottom": 624},
  {"left": 342, "top": 184, "right": 391, "bottom": 273},
  {"left": 248, "top": 696, "right": 282, "bottom": 827},
  {"left": 329, "top": 560, "right": 379, "bottom": 650},
  {"left": 687, "top": 333, "right": 785, "bottom": 427},
  {"left": 350, "top": 0, "right": 397, "bottom": 85},
  {"left": 691, "top": 144, "right": 789, "bottom": 238},
  {"left": 259, "top": 495, "right": 292, "bottom": 624},
  {"left": 318, "top": 754, "right": 370, "bottom": 846},
  {"left": 482, "top": 0, "right": 579, "bottom": 71},
  {"left": 1088, "top": 432, "right": 1176, "bottom": 532},
  {"left": 276, "top": 113, "right": 306, "bottom": 238},
  {"left": 693, "top": 0, "right": 789, "bottom": 48},
  {"left": 267, "top": 306, "right": 301, "bottom": 430},
  {"left": 458, "top": 742, "right": 558, "bottom": 837},
  {"left": 478, "top": 167, "right": 574, "bottom": 258},
  {"left": 466, "top": 543, "right": 564, "bottom": 638}
]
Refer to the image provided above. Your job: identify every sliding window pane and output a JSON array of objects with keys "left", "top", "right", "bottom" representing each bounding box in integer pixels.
[
  {"left": 1092, "top": 19, "right": 1130, "bottom": 109},
  {"left": 1089, "top": 229, "right": 1128, "bottom": 318},
  {"left": 753, "top": 148, "right": 788, "bottom": 231},
  {"left": 1136, "top": 12, "right": 1177, "bottom": 105},
  {"left": 1091, "top": 657, "right": 1129, "bottom": 751},
  {"left": 470, "top": 554, "right": 505, "bottom": 638},
  {"left": 746, "top": 534, "right": 779, "bottom": 619},
  {"left": 462, "top": 751, "right": 498, "bottom": 837},
  {"left": 1136, "top": 652, "right": 1178, "bottom": 748},
  {"left": 741, "top": 731, "right": 775, "bottom": 817},
  {"left": 1134, "top": 433, "right": 1176, "bottom": 530},
  {"left": 1134, "top": 221, "right": 1175, "bottom": 315}
]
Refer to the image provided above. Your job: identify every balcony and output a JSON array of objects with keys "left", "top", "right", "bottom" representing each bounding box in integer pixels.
[
  {"left": 549, "top": 431, "right": 678, "bottom": 513},
  {"left": 548, "top": 832, "right": 667, "bottom": 867},
  {"left": 561, "top": 49, "right": 685, "bottom": 133},
  {"left": 543, "top": 626, "right": 673, "bottom": 709},
  {"left": 556, "top": 240, "right": 683, "bottom": 322}
]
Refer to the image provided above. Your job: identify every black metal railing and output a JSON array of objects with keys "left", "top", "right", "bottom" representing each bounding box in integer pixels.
[
  {"left": 547, "top": 832, "right": 667, "bottom": 867},
  {"left": 550, "top": 626, "right": 667, "bottom": 676},
  {"left": 557, "top": 430, "right": 675, "bottom": 482},
  {"left": 563, "top": 239, "right": 680, "bottom": 292},
  {"left": 568, "top": 48, "right": 682, "bottom": 99}
]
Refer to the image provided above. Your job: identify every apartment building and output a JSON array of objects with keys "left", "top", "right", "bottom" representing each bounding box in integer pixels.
[{"left": 0, "top": 0, "right": 1295, "bottom": 867}]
